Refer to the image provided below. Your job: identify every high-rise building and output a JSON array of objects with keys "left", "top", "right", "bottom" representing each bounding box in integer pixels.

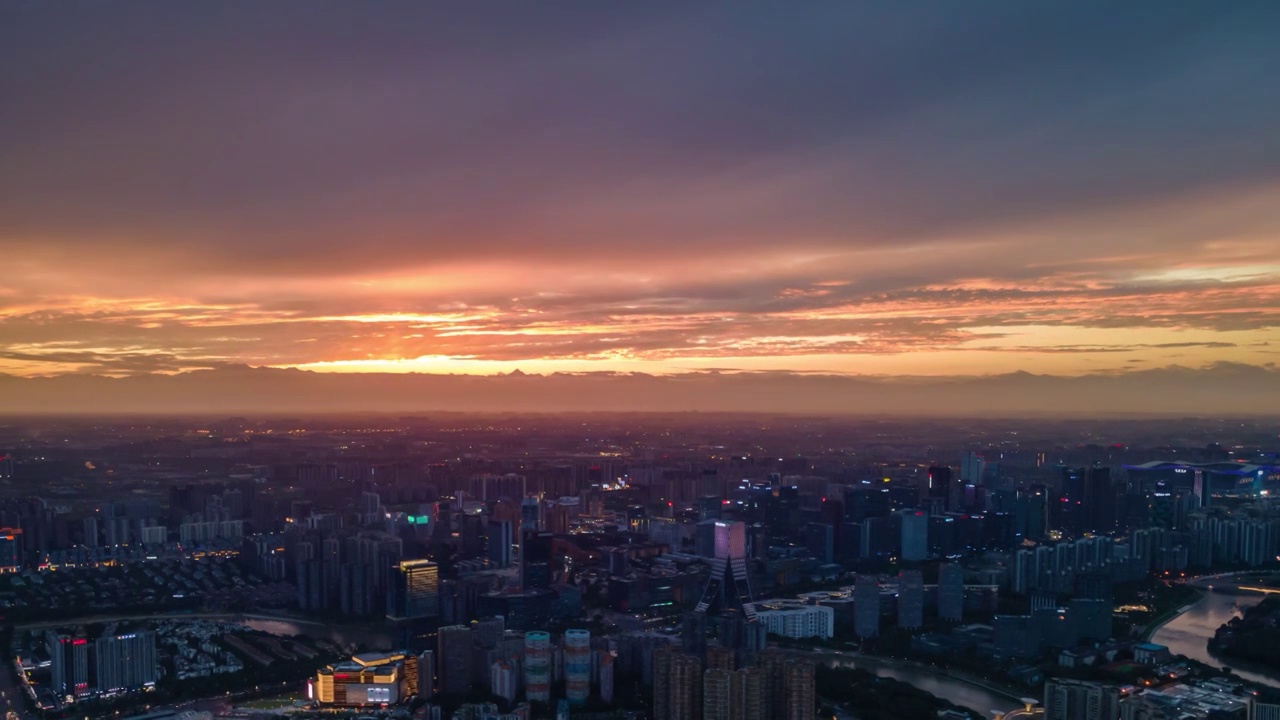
[
  {"left": 437, "top": 625, "right": 473, "bottom": 696},
  {"left": 927, "top": 466, "right": 952, "bottom": 510},
  {"left": 521, "top": 530, "right": 554, "bottom": 591},
  {"left": 937, "top": 562, "right": 964, "bottom": 622},
  {"left": 669, "top": 652, "right": 703, "bottom": 720},
  {"left": 490, "top": 660, "right": 518, "bottom": 702},
  {"left": 1043, "top": 679, "right": 1119, "bottom": 720},
  {"left": 738, "top": 666, "right": 767, "bottom": 720},
  {"left": 0, "top": 528, "right": 22, "bottom": 572},
  {"left": 387, "top": 559, "right": 439, "bottom": 619},
  {"left": 760, "top": 649, "right": 787, "bottom": 719},
  {"left": 417, "top": 649, "right": 435, "bottom": 698},
  {"left": 705, "top": 645, "right": 735, "bottom": 672},
  {"left": 524, "top": 631, "right": 551, "bottom": 702},
  {"left": 703, "top": 668, "right": 732, "bottom": 720},
  {"left": 897, "top": 570, "right": 924, "bottom": 629},
  {"left": 854, "top": 574, "right": 880, "bottom": 638},
  {"left": 94, "top": 631, "right": 157, "bottom": 692},
  {"left": 961, "top": 453, "right": 985, "bottom": 485},
  {"left": 563, "top": 629, "right": 591, "bottom": 704},
  {"left": 696, "top": 520, "right": 754, "bottom": 615},
  {"left": 47, "top": 632, "right": 92, "bottom": 698},
  {"left": 597, "top": 650, "right": 615, "bottom": 704},
  {"left": 900, "top": 510, "right": 928, "bottom": 562},
  {"left": 783, "top": 660, "right": 815, "bottom": 720},
  {"left": 653, "top": 645, "right": 674, "bottom": 720},
  {"left": 487, "top": 520, "right": 513, "bottom": 568}
]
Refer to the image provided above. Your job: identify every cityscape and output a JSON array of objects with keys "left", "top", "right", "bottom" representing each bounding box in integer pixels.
[
  {"left": 4, "top": 2, "right": 1280, "bottom": 720},
  {"left": 0, "top": 417, "right": 1277, "bottom": 720}
]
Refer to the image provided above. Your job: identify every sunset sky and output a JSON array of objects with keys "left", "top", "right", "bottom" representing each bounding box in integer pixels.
[{"left": 3, "top": 2, "right": 1278, "bottom": 381}]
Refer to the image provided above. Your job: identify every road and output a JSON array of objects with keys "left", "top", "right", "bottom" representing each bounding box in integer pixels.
[{"left": 0, "top": 660, "right": 31, "bottom": 720}]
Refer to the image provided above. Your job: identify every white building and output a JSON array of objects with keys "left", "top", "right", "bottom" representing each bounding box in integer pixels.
[{"left": 752, "top": 600, "right": 834, "bottom": 639}]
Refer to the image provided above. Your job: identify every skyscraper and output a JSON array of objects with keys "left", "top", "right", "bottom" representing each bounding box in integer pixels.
[
  {"left": 854, "top": 574, "right": 880, "bottom": 638},
  {"left": 387, "top": 559, "right": 439, "bottom": 619},
  {"left": 897, "top": 569, "right": 924, "bottom": 629},
  {"left": 900, "top": 510, "right": 928, "bottom": 562},
  {"left": 95, "top": 631, "right": 157, "bottom": 692},
  {"left": 521, "top": 530, "right": 554, "bottom": 591},
  {"left": 937, "top": 562, "right": 964, "bottom": 622},
  {"left": 436, "top": 625, "right": 473, "bottom": 696},
  {"left": 927, "top": 466, "right": 952, "bottom": 510},
  {"left": 524, "top": 631, "right": 551, "bottom": 702},
  {"left": 486, "top": 519, "right": 513, "bottom": 568},
  {"left": 703, "top": 668, "right": 732, "bottom": 720},
  {"left": 695, "top": 520, "right": 760, "bottom": 663},
  {"left": 738, "top": 666, "right": 767, "bottom": 720},
  {"left": 653, "top": 645, "right": 674, "bottom": 720},
  {"left": 47, "top": 632, "right": 92, "bottom": 698},
  {"left": 563, "top": 629, "right": 591, "bottom": 704},
  {"left": 669, "top": 652, "right": 703, "bottom": 720},
  {"left": 783, "top": 660, "right": 816, "bottom": 720}
]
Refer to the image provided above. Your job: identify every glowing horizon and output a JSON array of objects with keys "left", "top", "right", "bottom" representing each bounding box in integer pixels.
[{"left": 2, "top": 3, "right": 1278, "bottom": 383}]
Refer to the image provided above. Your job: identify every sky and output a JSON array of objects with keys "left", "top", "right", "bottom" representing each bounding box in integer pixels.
[{"left": 2, "top": 1, "right": 1279, "bottom": 384}]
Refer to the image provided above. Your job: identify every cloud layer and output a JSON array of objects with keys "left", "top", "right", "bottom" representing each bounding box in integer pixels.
[{"left": 1, "top": 2, "right": 1278, "bottom": 383}]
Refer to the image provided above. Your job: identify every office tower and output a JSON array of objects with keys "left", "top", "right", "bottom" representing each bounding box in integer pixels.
[
  {"left": 1043, "top": 679, "right": 1119, "bottom": 720},
  {"left": 805, "top": 522, "right": 834, "bottom": 564},
  {"left": 669, "top": 652, "right": 703, "bottom": 720},
  {"left": 695, "top": 520, "right": 758, "bottom": 620},
  {"left": 47, "top": 632, "right": 92, "bottom": 697},
  {"left": 897, "top": 569, "right": 924, "bottom": 629},
  {"left": 564, "top": 629, "right": 591, "bottom": 704},
  {"left": 961, "top": 452, "right": 985, "bottom": 484},
  {"left": 524, "top": 631, "right": 551, "bottom": 702},
  {"left": 843, "top": 486, "right": 891, "bottom": 522},
  {"left": 388, "top": 559, "right": 439, "bottom": 619},
  {"left": 437, "top": 625, "right": 473, "bottom": 696},
  {"left": 521, "top": 530, "right": 553, "bottom": 591},
  {"left": 598, "top": 650, "right": 615, "bottom": 704},
  {"left": 900, "top": 510, "right": 928, "bottom": 562},
  {"left": 854, "top": 574, "right": 879, "bottom": 638},
  {"left": 520, "top": 497, "right": 541, "bottom": 530},
  {"left": 418, "top": 649, "right": 435, "bottom": 698},
  {"left": 927, "top": 466, "right": 952, "bottom": 510},
  {"left": 486, "top": 519, "right": 513, "bottom": 568},
  {"left": 95, "top": 631, "right": 157, "bottom": 692},
  {"left": 783, "top": 660, "right": 815, "bottom": 720},
  {"left": 937, "top": 562, "right": 964, "bottom": 622},
  {"left": 473, "top": 616, "right": 505, "bottom": 650},
  {"left": 1082, "top": 466, "right": 1115, "bottom": 534}
]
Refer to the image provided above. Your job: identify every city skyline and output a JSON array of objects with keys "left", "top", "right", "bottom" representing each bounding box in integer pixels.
[{"left": 3, "top": 3, "right": 1279, "bottom": 404}]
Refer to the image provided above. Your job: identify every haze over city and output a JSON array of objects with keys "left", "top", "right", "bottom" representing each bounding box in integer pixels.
[{"left": 3, "top": 1, "right": 1279, "bottom": 414}]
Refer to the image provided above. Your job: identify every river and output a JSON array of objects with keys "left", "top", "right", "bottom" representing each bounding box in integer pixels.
[
  {"left": 818, "top": 655, "right": 1024, "bottom": 715},
  {"left": 232, "top": 616, "right": 393, "bottom": 649},
  {"left": 1150, "top": 588, "right": 1280, "bottom": 688}
]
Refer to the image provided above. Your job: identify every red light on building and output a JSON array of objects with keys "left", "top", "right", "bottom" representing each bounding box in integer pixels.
[{"left": 73, "top": 639, "right": 87, "bottom": 646}]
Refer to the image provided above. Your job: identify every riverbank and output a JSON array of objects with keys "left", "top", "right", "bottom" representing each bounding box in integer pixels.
[
  {"left": 779, "top": 645, "right": 1025, "bottom": 713},
  {"left": 1150, "top": 586, "right": 1280, "bottom": 688},
  {"left": 13, "top": 610, "right": 325, "bottom": 631},
  {"left": 1142, "top": 588, "right": 1207, "bottom": 641}
]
